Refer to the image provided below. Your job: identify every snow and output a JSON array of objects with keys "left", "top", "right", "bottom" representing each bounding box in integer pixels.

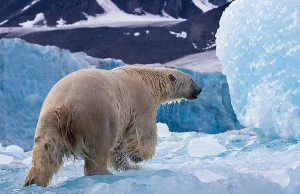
[
  {"left": 133, "top": 8, "right": 143, "bottom": 14},
  {"left": 192, "top": 43, "right": 198, "bottom": 49},
  {"left": 19, "top": 13, "right": 45, "bottom": 27},
  {"left": 133, "top": 32, "right": 140, "bottom": 36},
  {"left": 71, "top": 2, "right": 184, "bottom": 28},
  {"left": 192, "top": 0, "right": 218, "bottom": 13},
  {"left": 64, "top": 0, "right": 184, "bottom": 28},
  {"left": 216, "top": 0, "right": 300, "bottom": 139},
  {"left": 56, "top": 18, "right": 66, "bottom": 27},
  {"left": 187, "top": 136, "right": 227, "bottom": 157},
  {"left": 21, "top": 0, "right": 40, "bottom": 12},
  {"left": 21, "top": 5, "right": 31, "bottom": 12},
  {"left": 169, "top": 31, "right": 187, "bottom": 38},
  {"left": 204, "top": 43, "right": 216, "bottom": 50},
  {"left": 163, "top": 50, "right": 222, "bottom": 73},
  {"left": 0, "top": 1, "right": 185, "bottom": 36},
  {"left": 0, "top": 20, "right": 8, "bottom": 26}
]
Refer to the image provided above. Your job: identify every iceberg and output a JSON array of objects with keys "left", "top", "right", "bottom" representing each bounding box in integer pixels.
[{"left": 216, "top": 0, "right": 300, "bottom": 139}]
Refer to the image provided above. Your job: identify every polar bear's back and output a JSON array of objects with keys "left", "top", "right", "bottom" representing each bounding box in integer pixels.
[{"left": 37, "top": 69, "right": 122, "bottom": 141}]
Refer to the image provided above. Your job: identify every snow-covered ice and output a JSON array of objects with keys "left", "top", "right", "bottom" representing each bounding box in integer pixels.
[
  {"left": 2, "top": 126, "right": 300, "bottom": 193},
  {"left": 216, "top": 0, "right": 300, "bottom": 139}
]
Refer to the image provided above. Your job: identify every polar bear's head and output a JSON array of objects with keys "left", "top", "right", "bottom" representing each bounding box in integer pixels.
[
  {"left": 114, "top": 66, "right": 202, "bottom": 102},
  {"left": 166, "top": 69, "right": 202, "bottom": 101}
]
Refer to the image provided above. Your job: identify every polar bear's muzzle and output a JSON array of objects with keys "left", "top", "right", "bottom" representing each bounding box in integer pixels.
[{"left": 187, "top": 81, "right": 202, "bottom": 100}]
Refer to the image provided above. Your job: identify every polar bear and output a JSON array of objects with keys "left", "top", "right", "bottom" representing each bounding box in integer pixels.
[{"left": 24, "top": 66, "right": 202, "bottom": 187}]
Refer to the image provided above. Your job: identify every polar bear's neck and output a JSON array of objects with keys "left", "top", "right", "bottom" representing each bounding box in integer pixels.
[{"left": 116, "top": 67, "right": 175, "bottom": 104}]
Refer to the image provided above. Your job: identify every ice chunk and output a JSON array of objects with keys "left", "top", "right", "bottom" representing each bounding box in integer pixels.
[
  {"left": 216, "top": 0, "right": 300, "bottom": 139},
  {"left": 23, "top": 157, "right": 32, "bottom": 166},
  {"left": 0, "top": 154, "right": 14, "bottom": 164},
  {"left": 194, "top": 169, "right": 225, "bottom": 182},
  {"left": 266, "top": 170, "right": 290, "bottom": 188},
  {"left": 187, "top": 136, "right": 227, "bottom": 157},
  {"left": 156, "top": 123, "right": 171, "bottom": 137},
  {"left": 4, "top": 145, "right": 24, "bottom": 155}
]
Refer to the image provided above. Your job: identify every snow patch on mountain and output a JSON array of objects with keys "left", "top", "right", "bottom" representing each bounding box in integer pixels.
[
  {"left": 169, "top": 31, "right": 187, "bottom": 38},
  {"left": 19, "top": 13, "right": 45, "bottom": 27},
  {"left": 21, "top": 0, "right": 40, "bottom": 12},
  {"left": 192, "top": 0, "right": 218, "bottom": 12}
]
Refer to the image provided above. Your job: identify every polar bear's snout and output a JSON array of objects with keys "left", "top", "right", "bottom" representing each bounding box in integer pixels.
[{"left": 189, "top": 80, "right": 202, "bottom": 100}]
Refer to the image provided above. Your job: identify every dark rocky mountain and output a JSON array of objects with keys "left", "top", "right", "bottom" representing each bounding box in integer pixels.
[
  {"left": 0, "top": 0, "right": 232, "bottom": 64},
  {"left": 0, "top": 0, "right": 104, "bottom": 27}
]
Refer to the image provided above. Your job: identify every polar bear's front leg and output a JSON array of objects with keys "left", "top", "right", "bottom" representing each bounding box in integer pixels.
[{"left": 135, "top": 121, "right": 158, "bottom": 161}]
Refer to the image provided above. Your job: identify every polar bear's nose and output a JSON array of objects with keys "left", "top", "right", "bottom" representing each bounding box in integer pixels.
[
  {"left": 198, "top": 88, "right": 202, "bottom": 95},
  {"left": 196, "top": 87, "right": 202, "bottom": 96}
]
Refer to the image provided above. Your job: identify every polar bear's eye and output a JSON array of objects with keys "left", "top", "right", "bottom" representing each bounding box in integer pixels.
[{"left": 169, "top": 74, "right": 176, "bottom": 82}]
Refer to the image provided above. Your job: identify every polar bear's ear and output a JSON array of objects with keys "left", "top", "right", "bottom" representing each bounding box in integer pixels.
[{"left": 169, "top": 74, "right": 176, "bottom": 82}]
